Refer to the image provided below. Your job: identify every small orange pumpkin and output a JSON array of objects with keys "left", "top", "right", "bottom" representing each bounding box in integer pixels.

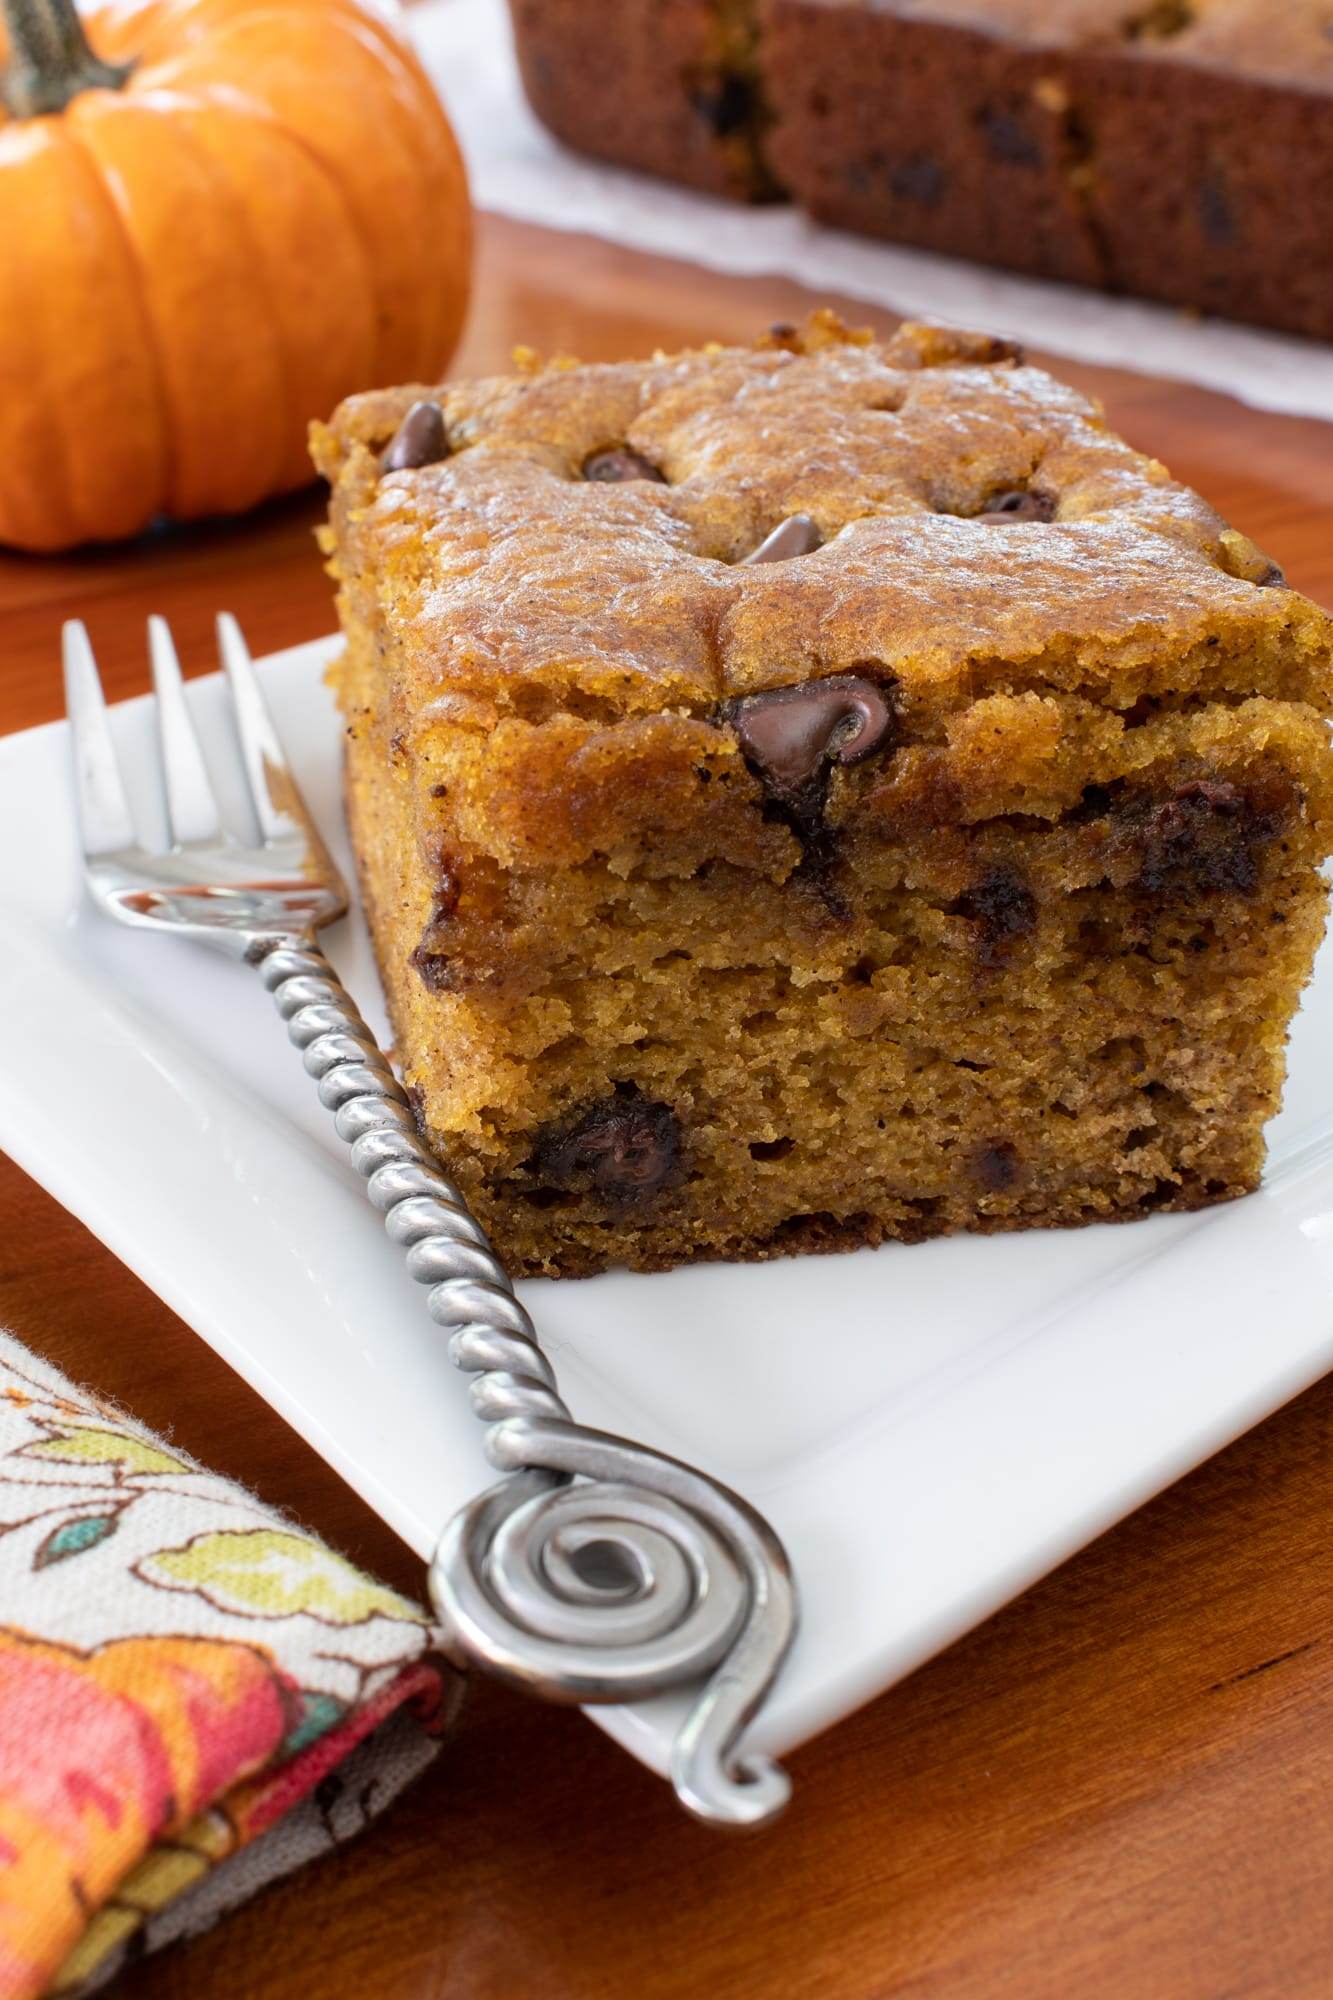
[{"left": 0, "top": 0, "right": 470, "bottom": 550}]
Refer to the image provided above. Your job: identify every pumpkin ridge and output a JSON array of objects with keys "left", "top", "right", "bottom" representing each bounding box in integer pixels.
[
  {"left": 138, "top": 7, "right": 434, "bottom": 382},
  {"left": 57, "top": 114, "right": 174, "bottom": 534},
  {"left": 235, "top": 6, "right": 452, "bottom": 378},
  {"left": 161, "top": 87, "right": 306, "bottom": 498},
  {"left": 62, "top": 103, "right": 185, "bottom": 523},
  {"left": 71, "top": 88, "right": 290, "bottom": 514},
  {"left": 145, "top": 59, "right": 384, "bottom": 393},
  {"left": 165, "top": 79, "right": 379, "bottom": 489},
  {"left": 135, "top": 0, "right": 470, "bottom": 382},
  {"left": 129, "top": 82, "right": 294, "bottom": 509},
  {"left": 0, "top": 130, "right": 81, "bottom": 546}
]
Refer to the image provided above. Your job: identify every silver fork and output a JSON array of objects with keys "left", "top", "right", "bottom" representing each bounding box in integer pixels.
[{"left": 64, "top": 614, "right": 797, "bottom": 1829}]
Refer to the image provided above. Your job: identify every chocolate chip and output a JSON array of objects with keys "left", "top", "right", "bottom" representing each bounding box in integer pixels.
[
  {"left": 952, "top": 866, "right": 1038, "bottom": 965},
  {"left": 582, "top": 446, "right": 666, "bottom": 484},
  {"left": 411, "top": 865, "right": 460, "bottom": 990},
  {"left": 890, "top": 154, "right": 946, "bottom": 205},
  {"left": 531, "top": 1088, "right": 680, "bottom": 1206},
  {"left": 1198, "top": 175, "right": 1237, "bottom": 247},
  {"left": 432, "top": 865, "right": 461, "bottom": 922},
  {"left": 1255, "top": 561, "right": 1286, "bottom": 588},
  {"left": 689, "top": 71, "right": 753, "bottom": 137},
  {"left": 978, "top": 488, "right": 1057, "bottom": 522},
  {"left": 410, "top": 945, "right": 453, "bottom": 991},
  {"left": 1117, "top": 777, "right": 1287, "bottom": 896},
  {"left": 381, "top": 400, "right": 448, "bottom": 473},
  {"left": 980, "top": 107, "right": 1042, "bottom": 167},
  {"left": 741, "top": 514, "right": 822, "bottom": 565},
  {"left": 890, "top": 327, "right": 1025, "bottom": 370},
  {"left": 973, "top": 1141, "right": 1020, "bottom": 1192},
  {"left": 723, "top": 675, "right": 896, "bottom": 821}
]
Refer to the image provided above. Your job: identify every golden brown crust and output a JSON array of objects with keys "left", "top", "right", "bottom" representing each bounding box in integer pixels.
[
  {"left": 318, "top": 315, "right": 1331, "bottom": 898},
  {"left": 319, "top": 314, "right": 1327, "bottom": 726}
]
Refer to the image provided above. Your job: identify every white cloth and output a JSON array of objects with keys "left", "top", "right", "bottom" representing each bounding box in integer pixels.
[{"left": 412, "top": 0, "right": 1333, "bottom": 422}]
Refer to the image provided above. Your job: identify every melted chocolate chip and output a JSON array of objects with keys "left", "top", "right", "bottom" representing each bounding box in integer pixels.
[
  {"left": 410, "top": 866, "right": 461, "bottom": 990},
  {"left": 1198, "top": 176, "right": 1237, "bottom": 247},
  {"left": 978, "top": 488, "right": 1057, "bottom": 522},
  {"left": 973, "top": 1141, "right": 1020, "bottom": 1192},
  {"left": 410, "top": 945, "right": 453, "bottom": 991},
  {"left": 891, "top": 327, "right": 1025, "bottom": 369},
  {"left": 689, "top": 71, "right": 754, "bottom": 137},
  {"left": 432, "top": 865, "right": 461, "bottom": 922},
  {"left": 720, "top": 676, "right": 896, "bottom": 909},
  {"left": 953, "top": 866, "right": 1038, "bottom": 965},
  {"left": 741, "top": 514, "right": 823, "bottom": 565},
  {"left": 891, "top": 154, "right": 946, "bottom": 205},
  {"left": 980, "top": 107, "right": 1042, "bottom": 167},
  {"left": 531, "top": 1089, "right": 679, "bottom": 1206},
  {"left": 1117, "top": 778, "right": 1287, "bottom": 896},
  {"left": 381, "top": 400, "right": 448, "bottom": 473},
  {"left": 582, "top": 446, "right": 665, "bottom": 484},
  {"left": 724, "top": 676, "right": 895, "bottom": 823}
]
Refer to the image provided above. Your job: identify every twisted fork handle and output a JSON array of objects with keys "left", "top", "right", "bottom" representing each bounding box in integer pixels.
[{"left": 254, "top": 939, "right": 797, "bottom": 1828}]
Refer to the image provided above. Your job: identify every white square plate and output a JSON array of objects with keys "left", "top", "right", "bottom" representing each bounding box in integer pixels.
[{"left": 3, "top": 635, "right": 1332, "bottom": 1788}]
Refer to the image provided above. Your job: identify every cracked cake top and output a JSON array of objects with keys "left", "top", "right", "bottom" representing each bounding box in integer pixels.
[{"left": 313, "top": 314, "right": 1333, "bottom": 734}]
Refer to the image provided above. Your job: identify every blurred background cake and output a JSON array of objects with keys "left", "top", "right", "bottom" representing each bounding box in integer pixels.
[{"left": 509, "top": 0, "right": 1333, "bottom": 342}]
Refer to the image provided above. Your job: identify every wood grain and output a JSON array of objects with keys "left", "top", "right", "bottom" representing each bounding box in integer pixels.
[{"left": 2, "top": 214, "right": 1332, "bottom": 2000}]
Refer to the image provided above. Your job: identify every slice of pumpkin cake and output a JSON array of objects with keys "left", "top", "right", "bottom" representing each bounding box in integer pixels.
[{"left": 312, "top": 315, "right": 1333, "bottom": 1276}]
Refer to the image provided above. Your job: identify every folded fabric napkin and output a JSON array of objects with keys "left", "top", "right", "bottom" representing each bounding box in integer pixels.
[{"left": 0, "top": 1329, "right": 457, "bottom": 1999}]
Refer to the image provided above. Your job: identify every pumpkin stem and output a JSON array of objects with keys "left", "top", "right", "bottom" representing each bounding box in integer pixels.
[{"left": 1, "top": 0, "right": 132, "bottom": 116}]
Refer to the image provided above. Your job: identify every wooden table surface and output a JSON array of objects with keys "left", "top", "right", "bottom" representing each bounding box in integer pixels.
[{"left": 4, "top": 216, "right": 1333, "bottom": 2000}]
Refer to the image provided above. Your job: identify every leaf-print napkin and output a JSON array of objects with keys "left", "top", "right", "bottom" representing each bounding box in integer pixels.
[{"left": 0, "top": 1329, "right": 459, "bottom": 1999}]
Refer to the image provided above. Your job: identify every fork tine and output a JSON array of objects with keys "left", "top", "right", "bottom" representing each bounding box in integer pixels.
[
  {"left": 63, "top": 622, "right": 137, "bottom": 858},
  {"left": 216, "top": 613, "right": 301, "bottom": 844},
  {"left": 148, "top": 616, "right": 222, "bottom": 847}
]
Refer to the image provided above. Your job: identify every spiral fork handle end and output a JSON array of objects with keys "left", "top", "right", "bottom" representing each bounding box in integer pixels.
[{"left": 428, "top": 1417, "right": 798, "bottom": 1832}]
